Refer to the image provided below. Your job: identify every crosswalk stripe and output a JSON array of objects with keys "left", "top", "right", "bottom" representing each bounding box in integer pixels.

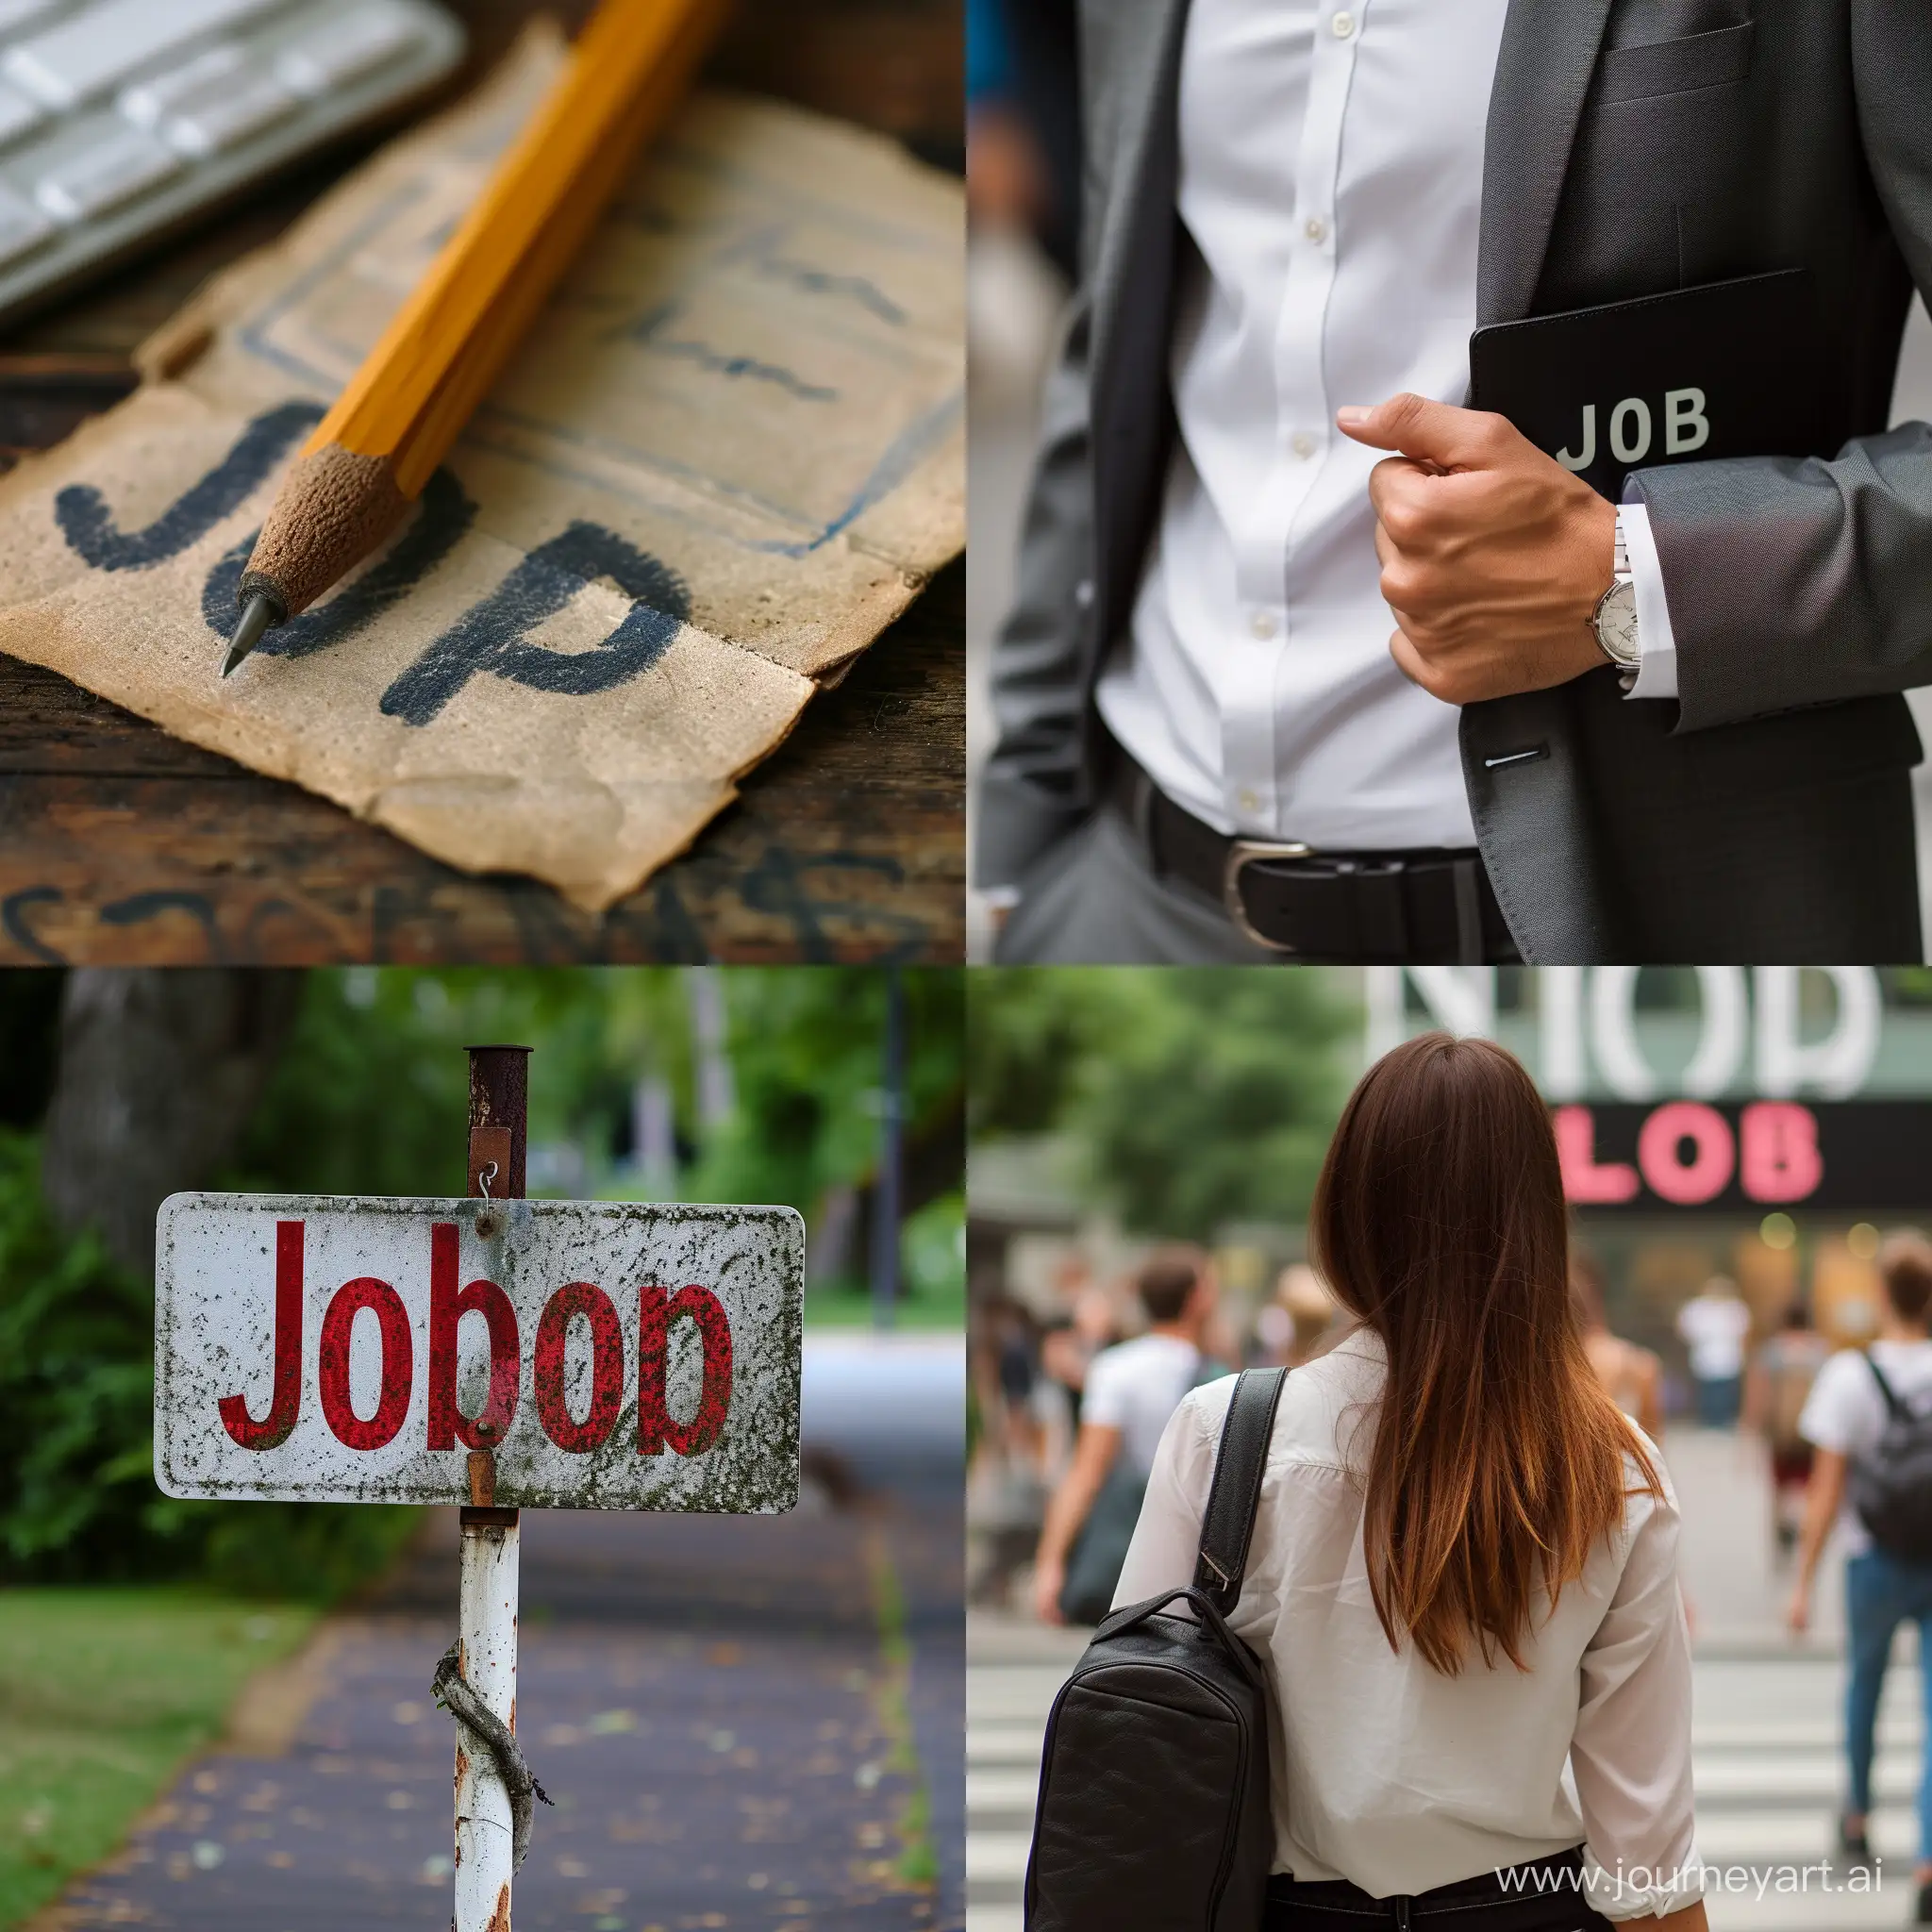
[{"left": 965, "top": 1633, "right": 1932, "bottom": 1928}]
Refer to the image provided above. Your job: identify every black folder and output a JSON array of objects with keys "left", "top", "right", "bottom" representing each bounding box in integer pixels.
[{"left": 1468, "top": 270, "right": 1835, "bottom": 502}]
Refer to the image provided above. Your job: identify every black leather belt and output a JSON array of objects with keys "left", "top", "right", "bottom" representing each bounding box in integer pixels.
[
  {"left": 1107, "top": 743, "right": 1518, "bottom": 963},
  {"left": 1265, "top": 1850, "right": 1607, "bottom": 1929}
]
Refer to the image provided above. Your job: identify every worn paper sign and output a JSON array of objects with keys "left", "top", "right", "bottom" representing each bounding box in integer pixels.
[
  {"left": 154, "top": 1192, "right": 804, "bottom": 1511},
  {"left": 0, "top": 29, "right": 963, "bottom": 909}
]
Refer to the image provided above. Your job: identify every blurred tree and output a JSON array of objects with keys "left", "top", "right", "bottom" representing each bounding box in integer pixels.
[
  {"left": 971, "top": 968, "right": 1354, "bottom": 1241},
  {"left": 966, "top": 966, "right": 1140, "bottom": 1139},
  {"left": 42, "top": 971, "right": 304, "bottom": 1275},
  {"left": 692, "top": 968, "right": 964, "bottom": 1281}
]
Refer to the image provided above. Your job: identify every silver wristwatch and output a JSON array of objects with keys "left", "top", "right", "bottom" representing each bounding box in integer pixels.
[{"left": 1591, "top": 524, "right": 1640, "bottom": 671}]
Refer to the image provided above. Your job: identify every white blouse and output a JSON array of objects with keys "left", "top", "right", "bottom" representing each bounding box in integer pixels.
[{"left": 1113, "top": 1331, "right": 1701, "bottom": 1922}]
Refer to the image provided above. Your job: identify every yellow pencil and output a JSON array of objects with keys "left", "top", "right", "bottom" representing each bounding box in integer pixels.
[{"left": 222, "top": 0, "right": 730, "bottom": 675}]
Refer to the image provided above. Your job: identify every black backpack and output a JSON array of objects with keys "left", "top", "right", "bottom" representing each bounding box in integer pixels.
[
  {"left": 1025, "top": 1367, "right": 1287, "bottom": 1932},
  {"left": 1851, "top": 1356, "right": 1932, "bottom": 1561}
]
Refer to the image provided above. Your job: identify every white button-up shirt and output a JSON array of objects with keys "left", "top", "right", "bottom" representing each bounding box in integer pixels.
[
  {"left": 1116, "top": 1333, "right": 1702, "bottom": 1919},
  {"left": 1093, "top": 0, "right": 1676, "bottom": 849}
]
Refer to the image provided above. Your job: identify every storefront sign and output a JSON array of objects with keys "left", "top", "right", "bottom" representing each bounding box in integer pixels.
[{"left": 1556, "top": 1102, "right": 1932, "bottom": 1213}]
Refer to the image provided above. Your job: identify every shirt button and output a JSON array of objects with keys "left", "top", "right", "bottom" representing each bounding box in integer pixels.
[
  {"left": 1249, "top": 610, "right": 1277, "bottom": 640},
  {"left": 1331, "top": 9, "right": 1356, "bottom": 37},
  {"left": 1074, "top": 577, "right": 1094, "bottom": 609},
  {"left": 1304, "top": 216, "right": 1328, "bottom": 244},
  {"left": 1291, "top": 431, "right": 1317, "bottom": 458},
  {"left": 1238, "top": 789, "right": 1262, "bottom": 814}
]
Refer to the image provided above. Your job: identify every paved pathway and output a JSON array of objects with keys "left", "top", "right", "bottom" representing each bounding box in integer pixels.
[{"left": 49, "top": 1336, "right": 964, "bottom": 1932}]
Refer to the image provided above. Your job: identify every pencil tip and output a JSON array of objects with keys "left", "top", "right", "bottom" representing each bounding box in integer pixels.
[{"left": 223, "top": 593, "right": 278, "bottom": 676}]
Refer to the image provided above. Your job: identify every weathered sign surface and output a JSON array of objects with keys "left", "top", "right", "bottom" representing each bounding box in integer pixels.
[{"left": 155, "top": 1194, "right": 803, "bottom": 1510}]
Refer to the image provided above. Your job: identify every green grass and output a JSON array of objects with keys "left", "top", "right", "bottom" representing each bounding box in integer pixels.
[
  {"left": 802, "top": 1278, "right": 965, "bottom": 1332},
  {"left": 862, "top": 1529, "right": 939, "bottom": 1890},
  {"left": 0, "top": 1589, "right": 318, "bottom": 1930}
]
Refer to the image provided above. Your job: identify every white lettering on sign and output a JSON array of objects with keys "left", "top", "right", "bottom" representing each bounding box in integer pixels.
[
  {"left": 155, "top": 1194, "right": 803, "bottom": 1510},
  {"left": 1556, "top": 388, "right": 1709, "bottom": 472}
]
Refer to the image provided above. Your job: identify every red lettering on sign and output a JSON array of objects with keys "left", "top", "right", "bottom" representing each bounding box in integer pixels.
[
  {"left": 318, "top": 1276, "right": 413, "bottom": 1450},
  {"left": 426, "top": 1222, "right": 521, "bottom": 1450},
  {"left": 1740, "top": 1101, "right": 1824, "bottom": 1204},
  {"left": 637, "top": 1285, "right": 733, "bottom": 1457},
  {"left": 532, "top": 1282, "right": 625, "bottom": 1452},
  {"left": 220, "top": 1219, "right": 307, "bottom": 1450},
  {"left": 1552, "top": 1107, "right": 1640, "bottom": 1204},
  {"left": 1637, "top": 1101, "right": 1735, "bottom": 1206}
]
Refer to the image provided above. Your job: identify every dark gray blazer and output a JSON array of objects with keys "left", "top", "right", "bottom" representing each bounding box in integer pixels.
[{"left": 977, "top": 0, "right": 1932, "bottom": 963}]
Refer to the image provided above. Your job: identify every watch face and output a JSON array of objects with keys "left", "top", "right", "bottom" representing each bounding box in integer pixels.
[{"left": 1596, "top": 581, "right": 1640, "bottom": 667}]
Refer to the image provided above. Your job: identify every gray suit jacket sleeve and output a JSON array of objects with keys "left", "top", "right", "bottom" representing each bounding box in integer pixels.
[
  {"left": 1627, "top": 10, "right": 1932, "bottom": 735},
  {"left": 975, "top": 293, "right": 1098, "bottom": 890}
]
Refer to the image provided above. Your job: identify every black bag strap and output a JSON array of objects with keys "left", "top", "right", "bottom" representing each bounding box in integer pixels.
[
  {"left": 1868, "top": 1352, "right": 1907, "bottom": 1423},
  {"left": 1192, "top": 1367, "right": 1288, "bottom": 1618}
]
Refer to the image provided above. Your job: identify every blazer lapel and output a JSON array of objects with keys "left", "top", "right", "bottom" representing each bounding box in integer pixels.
[
  {"left": 1476, "top": 0, "right": 1617, "bottom": 325},
  {"left": 1084, "top": 0, "right": 1194, "bottom": 673},
  {"left": 1087, "top": 0, "right": 1192, "bottom": 377}
]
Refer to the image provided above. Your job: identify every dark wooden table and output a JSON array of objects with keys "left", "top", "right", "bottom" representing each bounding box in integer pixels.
[{"left": 0, "top": 0, "right": 964, "bottom": 966}]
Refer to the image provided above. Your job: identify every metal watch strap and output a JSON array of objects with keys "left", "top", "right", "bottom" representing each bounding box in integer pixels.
[
  {"left": 1591, "top": 516, "right": 1639, "bottom": 670},
  {"left": 1192, "top": 1367, "right": 1288, "bottom": 1618}
]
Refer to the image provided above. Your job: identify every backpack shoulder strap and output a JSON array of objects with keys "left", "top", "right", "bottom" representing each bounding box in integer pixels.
[
  {"left": 1192, "top": 1367, "right": 1288, "bottom": 1618},
  {"left": 1867, "top": 1352, "right": 1907, "bottom": 1422}
]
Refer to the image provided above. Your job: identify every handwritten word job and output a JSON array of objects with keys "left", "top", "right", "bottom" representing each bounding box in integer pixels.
[{"left": 52, "top": 401, "right": 691, "bottom": 725}]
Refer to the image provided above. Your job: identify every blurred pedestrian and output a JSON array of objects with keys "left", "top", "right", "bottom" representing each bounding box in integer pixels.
[
  {"left": 1031, "top": 1246, "right": 1221, "bottom": 1625},
  {"left": 1573, "top": 1252, "right": 1663, "bottom": 1440},
  {"left": 1745, "top": 1305, "right": 1830, "bottom": 1560},
  {"left": 1255, "top": 1263, "right": 1338, "bottom": 1371},
  {"left": 973, "top": 1295, "right": 1043, "bottom": 1472},
  {"left": 1038, "top": 1266, "right": 1120, "bottom": 1435},
  {"left": 1676, "top": 1276, "right": 1751, "bottom": 1428},
  {"left": 1788, "top": 1232, "right": 1932, "bottom": 1909},
  {"left": 1106, "top": 1035, "right": 1702, "bottom": 1929}
]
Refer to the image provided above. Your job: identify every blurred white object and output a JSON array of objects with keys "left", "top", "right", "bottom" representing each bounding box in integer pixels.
[{"left": 968, "top": 222, "right": 1068, "bottom": 414}]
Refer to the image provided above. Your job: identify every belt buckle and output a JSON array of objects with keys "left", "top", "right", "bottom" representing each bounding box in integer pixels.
[{"left": 1222, "top": 839, "right": 1314, "bottom": 952}]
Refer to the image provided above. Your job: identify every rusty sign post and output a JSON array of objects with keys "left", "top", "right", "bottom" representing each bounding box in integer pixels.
[
  {"left": 459, "top": 1044, "right": 526, "bottom": 1932},
  {"left": 154, "top": 1043, "right": 803, "bottom": 1932}
]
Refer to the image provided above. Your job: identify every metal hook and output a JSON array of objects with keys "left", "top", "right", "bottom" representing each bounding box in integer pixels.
[{"left": 478, "top": 1160, "right": 497, "bottom": 1199}]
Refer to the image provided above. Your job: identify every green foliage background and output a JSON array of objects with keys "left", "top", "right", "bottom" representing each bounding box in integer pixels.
[
  {"left": 968, "top": 967, "right": 1354, "bottom": 1240},
  {"left": 0, "top": 968, "right": 962, "bottom": 1596}
]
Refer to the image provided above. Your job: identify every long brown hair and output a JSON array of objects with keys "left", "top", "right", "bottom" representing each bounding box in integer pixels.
[{"left": 1309, "top": 1032, "right": 1661, "bottom": 1674}]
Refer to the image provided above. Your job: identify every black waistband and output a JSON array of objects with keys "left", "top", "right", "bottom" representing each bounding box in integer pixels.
[
  {"left": 1104, "top": 739, "right": 1518, "bottom": 964},
  {"left": 1267, "top": 1850, "right": 1606, "bottom": 1928}
]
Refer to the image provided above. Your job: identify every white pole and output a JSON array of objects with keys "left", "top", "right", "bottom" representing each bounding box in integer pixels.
[{"left": 455, "top": 1509, "right": 521, "bottom": 1932}]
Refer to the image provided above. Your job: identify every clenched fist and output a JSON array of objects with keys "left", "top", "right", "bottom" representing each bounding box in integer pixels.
[{"left": 1337, "top": 393, "right": 1620, "bottom": 705}]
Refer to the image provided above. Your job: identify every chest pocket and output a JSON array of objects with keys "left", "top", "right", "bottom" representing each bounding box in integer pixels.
[
  {"left": 1604, "top": 0, "right": 1751, "bottom": 44},
  {"left": 1598, "top": 21, "right": 1756, "bottom": 104}
]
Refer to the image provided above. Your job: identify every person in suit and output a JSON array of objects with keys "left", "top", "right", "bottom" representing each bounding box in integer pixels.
[{"left": 978, "top": 1, "right": 1932, "bottom": 964}]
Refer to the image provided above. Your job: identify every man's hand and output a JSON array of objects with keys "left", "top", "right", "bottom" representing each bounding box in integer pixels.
[{"left": 1337, "top": 393, "right": 1619, "bottom": 705}]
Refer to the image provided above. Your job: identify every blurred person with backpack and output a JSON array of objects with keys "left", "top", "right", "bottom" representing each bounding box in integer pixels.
[
  {"left": 1027, "top": 1036, "right": 1704, "bottom": 1931},
  {"left": 1747, "top": 1305, "right": 1830, "bottom": 1560},
  {"left": 1031, "top": 1246, "right": 1222, "bottom": 1625},
  {"left": 1789, "top": 1233, "right": 1932, "bottom": 1909}
]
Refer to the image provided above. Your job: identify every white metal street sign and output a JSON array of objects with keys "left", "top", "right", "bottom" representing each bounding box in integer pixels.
[{"left": 155, "top": 1193, "right": 803, "bottom": 1511}]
